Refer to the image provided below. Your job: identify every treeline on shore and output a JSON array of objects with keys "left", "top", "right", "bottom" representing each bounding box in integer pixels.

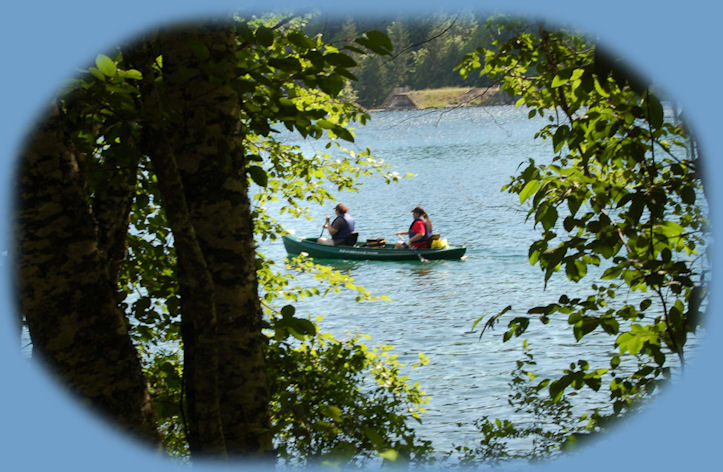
[{"left": 303, "top": 12, "right": 520, "bottom": 109}]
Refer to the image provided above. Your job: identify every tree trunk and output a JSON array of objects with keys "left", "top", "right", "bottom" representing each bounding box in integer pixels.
[
  {"left": 151, "top": 25, "right": 272, "bottom": 457},
  {"left": 16, "top": 106, "right": 159, "bottom": 444},
  {"left": 130, "top": 36, "right": 227, "bottom": 456}
]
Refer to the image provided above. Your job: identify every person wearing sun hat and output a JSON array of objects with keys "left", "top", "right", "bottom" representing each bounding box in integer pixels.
[{"left": 318, "top": 203, "right": 356, "bottom": 246}]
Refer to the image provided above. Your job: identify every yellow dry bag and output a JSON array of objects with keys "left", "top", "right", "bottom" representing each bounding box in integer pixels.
[{"left": 431, "top": 238, "right": 448, "bottom": 249}]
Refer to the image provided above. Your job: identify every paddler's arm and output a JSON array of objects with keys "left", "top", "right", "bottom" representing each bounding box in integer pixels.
[
  {"left": 325, "top": 216, "right": 340, "bottom": 235},
  {"left": 408, "top": 233, "right": 423, "bottom": 244}
]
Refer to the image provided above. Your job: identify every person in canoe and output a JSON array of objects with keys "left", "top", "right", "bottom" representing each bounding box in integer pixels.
[
  {"left": 395, "top": 206, "right": 433, "bottom": 249},
  {"left": 318, "top": 203, "right": 357, "bottom": 246}
]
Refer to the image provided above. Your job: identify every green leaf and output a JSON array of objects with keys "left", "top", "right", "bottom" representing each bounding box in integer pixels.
[
  {"left": 95, "top": 54, "right": 117, "bottom": 77},
  {"left": 288, "top": 317, "right": 316, "bottom": 336},
  {"left": 317, "top": 75, "right": 344, "bottom": 97},
  {"left": 680, "top": 185, "right": 696, "bottom": 205},
  {"left": 379, "top": 449, "right": 399, "bottom": 461},
  {"left": 364, "top": 428, "right": 385, "bottom": 449},
  {"left": 563, "top": 215, "right": 577, "bottom": 232},
  {"left": 365, "top": 30, "right": 393, "bottom": 54},
  {"left": 593, "top": 77, "right": 610, "bottom": 97},
  {"left": 519, "top": 179, "right": 541, "bottom": 203},
  {"left": 268, "top": 56, "right": 302, "bottom": 71},
  {"left": 600, "top": 317, "right": 620, "bottom": 335},
  {"left": 617, "top": 324, "right": 659, "bottom": 355},
  {"left": 659, "top": 220, "right": 684, "bottom": 239},
  {"left": 255, "top": 26, "right": 274, "bottom": 47},
  {"left": 118, "top": 69, "right": 143, "bottom": 80},
  {"left": 567, "top": 195, "right": 582, "bottom": 216},
  {"left": 331, "top": 125, "right": 355, "bottom": 142},
  {"left": 247, "top": 165, "right": 268, "bottom": 187},
  {"left": 552, "top": 125, "right": 569, "bottom": 152},
  {"left": 505, "top": 316, "right": 530, "bottom": 339},
  {"left": 286, "top": 31, "right": 315, "bottom": 50},
  {"left": 538, "top": 204, "right": 558, "bottom": 231},
  {"left": 646, "top": 94, "right": 664, "bottom": 129},
  {"left": 320, "top": 404, "right": 343, "bottom": 422},
  {"left": 549, "top": 374, "right": 573, "bottom": 402},
  {"left": 355, "top": 30, "right": 393, "bottom": 56},
  {"left": 528, "top": 241, "right": 544, "bottom": 265},
  {"left": 135, "top": 193, "right": 150, "bottom": 209},
  {"left": 324, "top": 52, "right": 357, "bottom": 68},
  {"left": 551, "top": 69, "right": 572, "bottom": 88},
  {"left": 565, "top": 259, "right": 587, "bottom": 282},
  {"left": 573, "top": 317, "right": 599, "bottom": 341},
  {"left": 316, "top": 119, "right": 334, "bottom": 129}
]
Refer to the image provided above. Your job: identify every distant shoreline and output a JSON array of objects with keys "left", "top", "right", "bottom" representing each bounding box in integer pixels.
[{"left": 366, "top": 86, "right": 515, "bottom": 112}]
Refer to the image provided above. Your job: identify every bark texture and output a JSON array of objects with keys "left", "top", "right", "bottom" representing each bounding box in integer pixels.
[
  {"left": 17, "top": 23, "right": 272, "bottom": 458},
  {"left": 141, "top": 25, "right": 272, "bottom": 456},
  {"left": 16, "top": 106, "right": 158, "bottom": 444}
]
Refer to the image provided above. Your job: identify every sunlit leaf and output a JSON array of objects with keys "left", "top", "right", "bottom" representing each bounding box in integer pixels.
[
  {"left": 519, "top": 179, "right": 540, "bottom": 203},
  {"left": 95, "top": 54, "right": 116, "bottom": 77}
]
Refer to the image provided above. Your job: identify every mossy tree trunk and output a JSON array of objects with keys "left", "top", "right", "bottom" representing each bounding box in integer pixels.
[
  {"left": 139, "top": 25, "right": 272, "bottom": 456},
  {"left": 16, "top": 105, "right": 159, "bottom": 444}
]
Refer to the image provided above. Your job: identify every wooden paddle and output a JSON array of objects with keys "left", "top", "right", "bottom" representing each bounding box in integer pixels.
[{"left": 319, "top": 215, "right": 330, "bottom": 238}]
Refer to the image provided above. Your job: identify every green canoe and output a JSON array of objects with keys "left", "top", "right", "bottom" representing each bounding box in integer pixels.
[{"left": 282, "top": 235, "right": 466, "bottom": 261}]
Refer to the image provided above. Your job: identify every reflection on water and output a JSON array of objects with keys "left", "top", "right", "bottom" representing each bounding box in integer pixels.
[
  {"left": 307, "top": 259, "right": 364, "bottom": 272},
  {"left": 408, "top": 266, "right": 434, "bottom": 279}
]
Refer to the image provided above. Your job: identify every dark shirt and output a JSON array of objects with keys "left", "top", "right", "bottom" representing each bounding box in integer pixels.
[{"left": 331, "top": 213, "right": 355, "bottom": 245}]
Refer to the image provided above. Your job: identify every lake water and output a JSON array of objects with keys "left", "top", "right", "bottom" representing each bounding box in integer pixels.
[
  {"left": 16, "top": 105, "right": 696, "bottom": 458},
  {"left": 260, "top": 105, "right": 686, "bottom": 455}
]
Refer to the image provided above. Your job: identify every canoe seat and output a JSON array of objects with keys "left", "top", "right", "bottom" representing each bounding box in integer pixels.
[{"left": 341, "top": 232, "right": 358, "bottom": 246}]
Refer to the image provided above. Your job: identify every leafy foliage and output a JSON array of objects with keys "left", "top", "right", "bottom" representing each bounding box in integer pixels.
[
  {"left": 62, "top": 15, "right": 430, "bottom": 461},
  {"left": 461, "top": 26, "right": 709, "bottom": 421},
  {"left": 267, "top": 325, "right": 432, "bottom": 467},
  {"left": 454, "top": 341, "right": 594, "bottom": 465}
]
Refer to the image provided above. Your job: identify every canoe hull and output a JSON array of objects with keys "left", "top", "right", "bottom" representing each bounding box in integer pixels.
[{"left": 282, "top": 235, "right": 466, "bottom": 261}]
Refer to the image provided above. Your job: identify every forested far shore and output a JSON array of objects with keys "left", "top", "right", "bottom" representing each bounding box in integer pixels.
[{"left": 303, "top": 12, "right": 522, "bottom": 108}]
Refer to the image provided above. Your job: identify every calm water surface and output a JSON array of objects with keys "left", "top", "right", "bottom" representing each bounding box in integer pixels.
[{"left": 262, "top": 106, "right": 649, "bottom": 453}]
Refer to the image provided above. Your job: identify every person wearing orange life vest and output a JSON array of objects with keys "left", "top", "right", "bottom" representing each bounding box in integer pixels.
[{"left": 395, "top": 206, "right": 433, "bottom": 249}]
